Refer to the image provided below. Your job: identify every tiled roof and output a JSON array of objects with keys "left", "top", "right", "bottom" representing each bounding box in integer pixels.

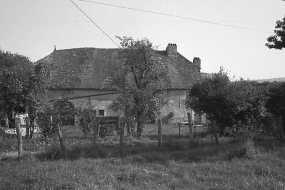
[{"left": 39, "top": 47, "right": 200, "bottom": 89}]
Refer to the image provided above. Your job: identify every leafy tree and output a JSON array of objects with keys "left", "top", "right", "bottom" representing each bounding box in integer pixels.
[
  {"left": 36, "top": 103, "right": 55, "bottom": 138},
  {"left": 229, "top": 80, "right": 267, "bottom": 124},
  {"left": 266, "top": 15, "right": 285, "bottom": 49},
  {"left": 104, "top": 36, "right": 168, "bottom": 137},
  {"left": 0, "top": 49, "right": 50, "bottom": 140},
  {"left": 24, "top": 62, "right": 50, "bottom": 138},
  {"left": 187, "top": 69, "right": 231, "bottom": 128},
  {"left": 187, "top": 68, "right": 267, "bottom": 138},
  {"left": 0, "top": 49, "right": 33, "bottom": 128}
]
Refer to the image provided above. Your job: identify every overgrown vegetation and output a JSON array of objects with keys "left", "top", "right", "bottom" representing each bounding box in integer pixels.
[
  {"left": 186, "top": 67, "right": 285, "bottom": 144},
  {"left": 1, "top": 135, "right": 285, "bottom": 189}
]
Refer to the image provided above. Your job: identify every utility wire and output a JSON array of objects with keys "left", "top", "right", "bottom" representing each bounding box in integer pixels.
[
  {"left": 69, "top": 0, "right": 121, "bottom": 47},
  {"left": 79, "top": 0, "right": 273, "bottom": 34}
]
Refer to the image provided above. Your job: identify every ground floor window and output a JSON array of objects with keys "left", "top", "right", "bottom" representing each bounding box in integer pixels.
[{"left": 98, "top": 110, "right": 105, "bottom": 117}]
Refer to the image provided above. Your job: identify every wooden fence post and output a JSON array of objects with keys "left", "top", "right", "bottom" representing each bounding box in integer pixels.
[
  {"left": 187, "top": 112, "right": 193, "bottom": 141},
  {"left": 15, "top": 120, "right": 23, "bottom": 159},
  {"left": 158, "top": 119, "right": 162, "bottom": 147},
  {"left": 178, "top": 122, "right": 181, "bottom": 137},
  {"left": 57, "top": 122, "right": 66, "bottom": 151},
  {"left": 120, "top": 117, "right": 125, "bottom": 156},
  {"left": 213, "top": 121, "right": 219, "bottom": 144},
  {"left": 97, "top": 119, "right": 101, "bottom": 137}
]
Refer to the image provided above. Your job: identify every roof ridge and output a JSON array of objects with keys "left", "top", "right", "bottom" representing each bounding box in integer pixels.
[{"left": 54, "top": 47, "right": 120, "bottom": 52}]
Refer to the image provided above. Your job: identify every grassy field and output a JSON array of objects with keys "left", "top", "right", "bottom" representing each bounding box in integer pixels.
[{"left": 1, "top": 124, "right": 285, "bottom": 189}]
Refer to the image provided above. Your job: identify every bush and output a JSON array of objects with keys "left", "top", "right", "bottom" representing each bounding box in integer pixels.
[
  {"left": 227, "top": 140, "right": 259, "bottom": 160},
  {"left": 36, "top": 104, "right": 55, "bottom": 137},
  {"left": 76, "top": 107, "right": 96, "bottom": 136}
]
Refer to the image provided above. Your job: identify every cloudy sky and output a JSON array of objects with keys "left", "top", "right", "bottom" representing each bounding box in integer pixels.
[{"left": 0, "top": 0, "right": 284, "bottom": 80}]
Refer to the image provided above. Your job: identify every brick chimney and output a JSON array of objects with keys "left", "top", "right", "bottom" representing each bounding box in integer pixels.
[
  {"left": 166, "top": 43, "right": 177, "bottom": 56},
  {"left": 193, "top": 57, "right": 201, "bottom": 69}
]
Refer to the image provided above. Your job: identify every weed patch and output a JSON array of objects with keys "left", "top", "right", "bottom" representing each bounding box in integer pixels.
[
  {"left": 37, "top": 144, "right": 107, "bottom": 160},
  {"left": 1, "top": 136, "right": 285, "bottom": 189}
]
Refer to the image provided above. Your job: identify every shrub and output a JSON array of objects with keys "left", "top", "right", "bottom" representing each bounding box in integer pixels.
[
  {"left": 36, "top": 104, "right": 55, "bottom": 138},
  {"left": 227, "top": 140, "right": 259, "bottom": 160}
]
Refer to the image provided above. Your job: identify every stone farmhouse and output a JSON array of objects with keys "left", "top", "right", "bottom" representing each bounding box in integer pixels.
[{"left": 39, "top": 43, "right": 203, "bottom": 124}]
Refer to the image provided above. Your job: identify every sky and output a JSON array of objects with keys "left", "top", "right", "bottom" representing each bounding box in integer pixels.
[{"left": 0, "top": 0, "right": 284, "bottom": 80}]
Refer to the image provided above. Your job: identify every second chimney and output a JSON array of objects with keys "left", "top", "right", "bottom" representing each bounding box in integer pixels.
[
  {"left": 166, "top": 43, "right": 177, "bottom": 56},
  {"left": 193, "top": 57, "right": 201, "bottom": 69}
]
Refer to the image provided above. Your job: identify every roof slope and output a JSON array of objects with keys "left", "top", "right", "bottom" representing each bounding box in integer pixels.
[{"left": 39, "top": 47, "right": 200, "bottom": 89}]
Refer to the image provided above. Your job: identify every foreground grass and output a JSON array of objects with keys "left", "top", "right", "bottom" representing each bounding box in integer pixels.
[{"left": 1, "top": 136, "right": 285, "bottom": 189}]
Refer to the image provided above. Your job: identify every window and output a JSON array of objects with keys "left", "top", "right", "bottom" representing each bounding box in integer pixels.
[
  {"left": 98, "top": 110, "right": 105, "bottom": 117},
  {"left": 183, "top": 91, "right": 189, "bottom": 100}
]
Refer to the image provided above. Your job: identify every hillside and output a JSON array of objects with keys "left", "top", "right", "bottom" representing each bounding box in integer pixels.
[{"left": 254, "top": 77, "right": 285, "bottom": 83}]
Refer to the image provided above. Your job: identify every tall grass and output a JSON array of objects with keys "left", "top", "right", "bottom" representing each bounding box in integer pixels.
[{"left": 1, "top": 136, "right": 285, "bottom": 189}]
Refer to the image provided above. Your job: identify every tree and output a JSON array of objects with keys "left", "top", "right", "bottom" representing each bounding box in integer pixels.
[
  {"left": 229, "top": 80, "right": 267, "bottom": 124},
  {"left": 24, "top": 62, "right": 50, "bottom": 138},
  {"left": 186, "top": 68, "right": 267, "bottom": 139},
  {"left": 0, "top": 49, "right": 33, "bottom": 128},
  {"left": 0, "top": 49, "right": 34, "bottom": 159},
  {"left": 0, "top": 49, "right": 51, "bottom": 143},
  {"left": 52, "top": 99, "right": 76, "bottom": 151},
  {"left": 186, "top": 69, "right": 232, "bottom": 142},
  {"left": 266, "top": 15, "right": 285, "bottom": 49},
  {"left": 103, "top": 36, "right": 168, "bottom": 137}
]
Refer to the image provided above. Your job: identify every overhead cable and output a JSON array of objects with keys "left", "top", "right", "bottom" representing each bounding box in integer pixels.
[
  {"left": 69, "top": 0, "right": 120, "bottom": 47},
  {"left": 79, "top": 0, "right": 273, "bottom": 34}
]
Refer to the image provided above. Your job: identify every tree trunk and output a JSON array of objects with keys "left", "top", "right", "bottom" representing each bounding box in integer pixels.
[
  {"left": 92, "top": 119, "right": 97, "bottom": 146},
  {"left": 136, "top": 111, "right": 143, "bottom": 137},
  {"left": 7, "top": 110, "right": 15, "bottom": 128},
  {"left": 119, "top": 117, "right": 125, "bottom": 156},
  {"left": 29, "top": 115, "right": 35, "bottom": 139},
  {"left": 158, "top": 119, "right": 162, "bottom": 147},
  {"left": 125, "top": 113, "right": 132, "bottom": 136},
  {"left": 213, "top": 121, "right": 219, "bottom": 144},
  {"left": 127, "top": 122, "right": 131, "bottom": 136},
  {"left": 25, "top": 117, "right": 30, "bottom": 139},
  {"left": 15, "top": 120, "right": 23, "bottom": 159},
  {"left": 187, "top": 112, "right": 193, "bottom": 141},
  {"left": 56, "top": 123, "right": 66, "bottom": 151}
]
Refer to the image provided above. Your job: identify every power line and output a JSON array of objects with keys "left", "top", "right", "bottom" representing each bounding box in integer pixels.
[
  {"left": 79, "top": 0, "right": 273, "bottom": 34},
  {"left": 69, "top": 0, "right": 120, "bottom": 47}
]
